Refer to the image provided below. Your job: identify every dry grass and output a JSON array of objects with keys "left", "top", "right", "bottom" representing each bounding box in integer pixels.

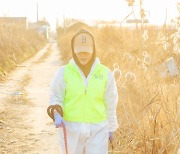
[
  {"left": 0, "top": 25, "right": 47, "bottom": 81},
  {"left": 57, "top": 25, "right": 180, "bottom": 153},
  {"left": 57, "top": 31, "right": 75, "bottom": 62}
]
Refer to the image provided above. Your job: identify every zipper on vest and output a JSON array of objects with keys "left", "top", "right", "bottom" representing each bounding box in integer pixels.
[
  {"left": 84, "top": 81, "right": 89, "bottom": 94},
  {"left": 85, "top": 89, "right": 87, "bottom": 94}
]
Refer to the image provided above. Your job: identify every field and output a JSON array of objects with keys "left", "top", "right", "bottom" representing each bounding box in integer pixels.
[
  {"left": 0, "top": 25, "right": 46, "bottom": 81},
  {"left": 57, "top": 24, "right": 180, "bottom": 153}
]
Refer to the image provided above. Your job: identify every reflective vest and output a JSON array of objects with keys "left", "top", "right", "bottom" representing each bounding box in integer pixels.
[{"left": 63, "top": 62, "right": 108, "bottom": 123}]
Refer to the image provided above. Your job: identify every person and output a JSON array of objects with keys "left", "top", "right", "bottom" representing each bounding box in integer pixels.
[{"left": 49, "top": 29, "right": 118, "bottom": 154}]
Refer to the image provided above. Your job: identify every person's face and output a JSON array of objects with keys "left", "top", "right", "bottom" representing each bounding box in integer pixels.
[{"left": 75, "top": 52, "right": 92, "bottom": 65}]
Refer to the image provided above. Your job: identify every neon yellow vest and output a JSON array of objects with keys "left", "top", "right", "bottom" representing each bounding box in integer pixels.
[{"left": 63, "top": 62, "right": 108, "bottom": 123}]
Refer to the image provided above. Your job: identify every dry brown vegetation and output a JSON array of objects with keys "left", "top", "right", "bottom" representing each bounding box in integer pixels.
[
  {"left": 57, "top": 23, "right": 180, "bottom": 153},
  {"left": 0, "top": 25, "right": 46, "bottom": 81}
]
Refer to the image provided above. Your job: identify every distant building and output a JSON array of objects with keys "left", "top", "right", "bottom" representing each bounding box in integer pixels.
[
  {"left": 28, "top": 20, "right": 50, "bottom": 40},
  {"left": 0, "top": 17, "right": 28, "bottom": 29},
  {"left": 123, "top": 19, "right": 149, "bottom": 29},
  {"left": 126, "top": 19, "right": 149, "bottom": 24},
  {"left": 28, "top": 20, "right": 50, "bottom": 29},
  {"left": 95, "top": 19, "right": 149, "bottom": 28}
]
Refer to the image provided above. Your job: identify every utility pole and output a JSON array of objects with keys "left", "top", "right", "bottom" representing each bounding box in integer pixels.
[
  {"left": 63, "top": 14, "right": 66, "bottom": 29},
  {"left": 56, "top": 17, "right": 59, "bottom": 29},
  {"left": 140, "top": 0, "right": 143, "bottom": 31},
  {"left": 37, "top": 3, "right": 39, "bottom": 22}
]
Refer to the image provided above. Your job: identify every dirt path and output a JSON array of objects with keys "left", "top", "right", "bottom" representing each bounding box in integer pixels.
[{"left": 0, "top": 40, "right": 64, "bottom": 154}]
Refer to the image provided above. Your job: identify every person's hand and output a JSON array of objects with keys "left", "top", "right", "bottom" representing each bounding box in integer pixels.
[
  {"left": 109, "top": 132, "right": 114, "bottom": 141},
  {"left": 54, "top": 113, "right": 65, "bottom": 128}
]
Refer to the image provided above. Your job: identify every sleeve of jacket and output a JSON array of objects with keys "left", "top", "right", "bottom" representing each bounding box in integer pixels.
[
  {"left": 49, "top": 66, "right": 66, "bottom": 108},
  {"left": 104, "top": 69, "right": 119, "bottom": 132}
]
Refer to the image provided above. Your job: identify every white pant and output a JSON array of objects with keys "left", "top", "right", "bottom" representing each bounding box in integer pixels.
[{"left": 58, "top": 121, "right": 109, "bottom": 154}]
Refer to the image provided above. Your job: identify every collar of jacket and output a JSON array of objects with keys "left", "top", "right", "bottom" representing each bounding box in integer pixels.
[{"left": 68, "top": 58, "right": 100, "bottom": 75}]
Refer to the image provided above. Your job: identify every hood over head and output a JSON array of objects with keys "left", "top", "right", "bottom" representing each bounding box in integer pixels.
[{"left": 71, "top": 29, "right": 96, "bottom": 77}]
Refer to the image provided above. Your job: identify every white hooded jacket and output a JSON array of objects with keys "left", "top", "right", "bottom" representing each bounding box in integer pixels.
[{"left": 49, "top": 57, "right": 119, "bottom": 132}]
